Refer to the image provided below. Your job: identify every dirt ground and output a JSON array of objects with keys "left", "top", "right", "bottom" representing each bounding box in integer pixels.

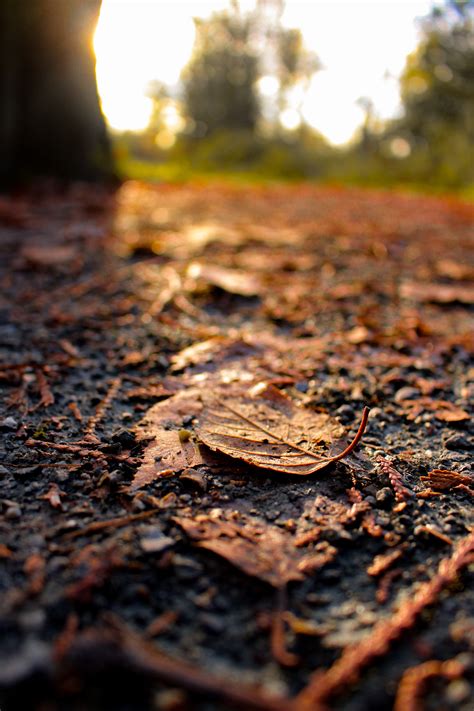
[{"left": 0, "top": 181, "right": 473, "bottom": 711}]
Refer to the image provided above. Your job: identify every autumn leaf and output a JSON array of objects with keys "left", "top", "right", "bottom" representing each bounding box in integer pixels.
[
  {"left": 186, "top": 262, "right": 262, "bottom": 297},
  {"left": 400, "top": 281, "right": 474, "bottom": 305},
  {"left": 20, "top": 243, "right": 80, "bottom": 268},
  {"left": 174, "top": 510, "right": 337, "bottom": 587},
  {"left": 130, "top": 429, "right": 204, "bottom": 490},
  {"left": 196, "top": 383, "right": 369, "bottom": 476},
  {"left": 400, "top": 398, "right": 470, "bottom": 423},
  {"left": 129, "top": 389, "right": 207, "bottom": 490},
  {"left": 421, "top": 469, "right": 473, "bottom": 491}
]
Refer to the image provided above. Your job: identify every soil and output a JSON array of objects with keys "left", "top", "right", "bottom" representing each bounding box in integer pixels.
[{"left": 0, "top": 181, "right": 473, "bottom": 711}]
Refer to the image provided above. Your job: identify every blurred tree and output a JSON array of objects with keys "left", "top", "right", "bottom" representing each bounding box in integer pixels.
[
  {"left": 394, "top": 0, "right": 474, "bottom": 183},
  {"left": 0, "top": 0, "right": 112, "bottom": 186},
  {"left": 274, "top": 26, "right": 319, "bottom": 125},
  {"left": 181, "top": 7, "right": 260, "bottom": 136},
  {"left": 180, "top": 1, "right": 319, "bottom": 138},
  {"left": 252, "top": 0, "right": 319, "bottom": 131}
]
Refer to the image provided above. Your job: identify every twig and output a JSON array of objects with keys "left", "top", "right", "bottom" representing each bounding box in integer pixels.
[
  {"left": 85, "top": 376, "right": 121, "bottom": 436},
  {"left": 376, "top": 456, "right": 411, "bottom": 502},
  {"left": 32, "top": 366, "right": 55, "bottom": 409},
  {"left": 394, "top": 659, "right": 465, "bottom": 711},
  {"left": 271, "top": 585, "right": 299, "bottom": 667},
  {"left": 56, "top": 614, "right": 292, "bottom": 711},
  {"left": 376, "top": 568, "right": 403, "bottom": 604},
  {"left": 61, "top": 508, "right": 162, "bottom": 540},
  {"left": 367, "top": 549, "right": 403, "bottom": 577},
  {"left": 26, "top": 438, "right": 107, "bottom": 460},
  {"left": 295, "top": 530, "right": 474, "bottom": 709},
  {"left": 330, "top": 406, "right": 370, "bottom": 462}
]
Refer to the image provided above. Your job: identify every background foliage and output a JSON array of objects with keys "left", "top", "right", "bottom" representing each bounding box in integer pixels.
[{"left": 115, "top": 0, "right": 474, "bottom": 195}]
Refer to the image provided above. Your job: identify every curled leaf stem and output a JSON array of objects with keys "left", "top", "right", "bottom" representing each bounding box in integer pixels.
[{"left": 326, "top": 406, "right": 370, "bottom": 463}]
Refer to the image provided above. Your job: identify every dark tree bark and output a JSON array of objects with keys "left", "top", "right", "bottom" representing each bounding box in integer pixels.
[{"left": 0, "top": 0, "right": 113, "bottom": 186}]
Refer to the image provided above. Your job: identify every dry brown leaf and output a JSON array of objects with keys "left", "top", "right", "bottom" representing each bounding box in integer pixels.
[
  {"left": 169, "top": 336, "right": 262, "bottom": 373},
  {"left": 21, "top": 244, "right": 80, "bottom": 267},
  {"left": 421, "top": 469, "right": 473, "bottom": 491},
  {"left": 130, "top": 390, "right": 206, "bottom": 490},
  {"left": 186, "top": 262, "right": 262, "bottom": 297},
  {"left": 174, "top": 510, "right": 337, "bottom": 587},
  {"left": 401, "top": 397, "right": 470, "bottom": 422},
  {"left": 131, "top": 430, "right": 204, "bottom": 490},
  {"left": 170, "top": 337, "right": 230, "bottom": 372},
  {"left": 34, "top": 367, "right": 55, "bottom": 409},
  {"left": 400, "top": 281, "right": 474, "bottom": 305},
  {"left": 435, "top": 259, "right": 474, "bottom": 281},
  {"left": 196, "top": 383, "right": 369, "bottom": 476},
  {"left": 39, "top": 483, "right": 64, "bottom": 510}
]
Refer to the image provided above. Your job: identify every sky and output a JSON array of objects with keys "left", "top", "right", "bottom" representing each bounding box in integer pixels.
[{"left": 94, "top": 0, "right": 435, "bottom": 145}]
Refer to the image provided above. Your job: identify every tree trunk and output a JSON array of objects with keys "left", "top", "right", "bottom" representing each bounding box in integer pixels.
[{"left": 0, "top": 0, "right": 113, "bottom": 186}]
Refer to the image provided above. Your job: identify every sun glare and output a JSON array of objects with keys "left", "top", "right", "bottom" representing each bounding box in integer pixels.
[{"left": 94, "top": 0, "right": 433, "bottom": 144}]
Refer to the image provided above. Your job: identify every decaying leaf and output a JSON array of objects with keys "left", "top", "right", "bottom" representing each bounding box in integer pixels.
[
  {"left": 196, "top": 383, "right": 369, "bottom": 476},
  {"left": 174, "top": 510, "right": 337, "bottom": 587},
  {"left": 186, "top": 262, "right": 262, "bottom": 297},
  {"left": 131, "top": 429, "right": 204, "bottom": 490},
  {"left": 401, "top": 398, "right": 470, "bottom": 423},
  {"left": 130, "top": 390, "right": 206, "bottom": 490},
  {"left": 20, "top": 243, "right": 80, "bottom": 268},
  {"left": 400, "top": 281, "right": 474, "bottom": 305},
  {"left": 421, "top": 469, "right": 473, "bottom": 491}
]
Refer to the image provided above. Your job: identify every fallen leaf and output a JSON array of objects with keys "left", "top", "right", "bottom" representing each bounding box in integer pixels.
[
  {"left": 0, "top": 544, "right": 13, "bottom": 558},
  {"left": 401, "top": 398, "right": 470, "bottom": 423},
  {"left": 34, "top": 367, "right": 55, "bottom": 408},
  {"left": 174, "top": 510, "right": 337, "bottom": 587},
  {"left": 400, "top": 281, "right": 474, "bottom": 305},
  {"left": 129, "top": 390, "right": 208, "bottom": 490},
  {"left": 421, "top": 469, "right": 473, "bottom": 491},
  {"left": 131, "top": 429, "right": 203, "bottom": 490},
  {"left": 39, "top": 483, "right": 64, "bottom": 510},
  {"left": 347, "top": 326, "right": 371, "bottom": 345},
  {"left": 435, "top": 259, "right": 474, "bottom": 281},
  {"left": 196, "top": 383, "right": 369, "bottom": 476},
  {"left": 21, "top": 244, "right": 80, "bottom": 268},
  {"left": 186, "top": 262, "right": 262, "bottom": 297}
]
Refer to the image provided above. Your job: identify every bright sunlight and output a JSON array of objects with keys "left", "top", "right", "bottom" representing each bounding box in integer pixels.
[{"left": 94, "top": 0, "right": 434, "bottom": 145}]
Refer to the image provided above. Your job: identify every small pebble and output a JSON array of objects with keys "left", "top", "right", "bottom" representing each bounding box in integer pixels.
[
  {"left": 140, "top": 533, "right": 174, "bottom": 554},
  {"left": 336, "top": 404, "right": 355, "bottom": 423},
  {"left": 369, "top": 408, "right": 383, "bottom": 420},
  {"left": 111, "top": 428, "right": 136, "bottom": 447},
  {"left": 5, "top": 505, "right": 21, "bottom": 519},
  {"left": 1, "top": 417, "right": 18, "bottom": 430},
  {"left": 180, "top": 468, "right": 207, "bottom": 491},
  {"left": 445, "top": 679, "right": 471, "bottom": 704},
  {"left": 201, "top": 613, "right": 225, "bottom": 634},
  {"left": 376, "top": 487, "right": 394, "bottom": 510},
  {"left": 444, "top": 434, "right": 472, "bottom": 451},
  {"left": 394, "top": 386, "right": 419, "bottom": 403},
  {"left": 265, "top": 510, "right": 281, "bottom": 521}
]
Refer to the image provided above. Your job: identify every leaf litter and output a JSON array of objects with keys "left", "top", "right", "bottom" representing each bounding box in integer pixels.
[
  {"left": 197, "top": 382, "right": 369, "bottom": 476},
  {"left": 1, "top": 182, "right": 473, "bottom": 711}
]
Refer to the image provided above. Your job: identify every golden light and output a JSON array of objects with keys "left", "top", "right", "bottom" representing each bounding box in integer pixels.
[
  {"left": 94, "top": 0, "right": 196, "bottom": 132},
  {"left": 94, "top": 0, "right": 434, "bottom": 145}
]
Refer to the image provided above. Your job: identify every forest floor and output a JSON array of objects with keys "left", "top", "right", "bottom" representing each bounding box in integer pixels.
[{"left": 0, "top": 181, "right": 473, "bottom": 711}]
